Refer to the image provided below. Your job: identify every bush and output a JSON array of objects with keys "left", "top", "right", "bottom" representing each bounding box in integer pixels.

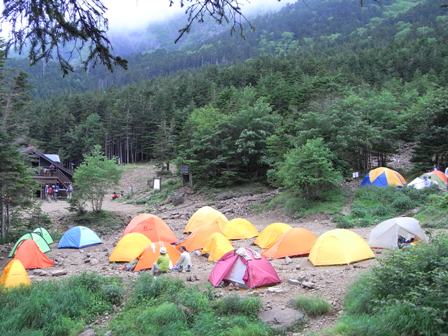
[
  {"left": 109, "top": 275, "right": 271, "bottom": 336},
  {"left": 215, "top": 296, "right": 262, "bottom": 318},
  {"left": 293, "top": 295, "right": 332, "bottom": 317},
  {"left": 338, "top": 187, "right": 433, "bottom": 227},
  {"left": 0, "top": 273, "right": 122, "bottom": 336},
  {"left": 334, "top": 235, "right": 448, "bottom": 335}
]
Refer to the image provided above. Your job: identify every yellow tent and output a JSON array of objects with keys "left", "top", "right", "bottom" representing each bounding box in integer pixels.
[
  {"left": 109, "top": 233, "right": 152, "bottom": 262},
  {"left": 184, "top": 206, "right": 229, "bottom": 233},
  {"left": 309, "top": 229, "right": 375, "bottom": 266},
  {"left": 0, "top": 259, "right": 31, "bottom": 288},
  {"left": 223, "top": 218, "right": 259, "bottom": 240},
  {"left": 254, "top": 223, "right": 292, "bottom": 249},
  {"left": 202, "top": 232, "right": 234, "bottom": 262}
]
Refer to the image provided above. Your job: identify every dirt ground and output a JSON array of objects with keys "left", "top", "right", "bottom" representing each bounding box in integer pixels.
[{"left": 0, "top": 165, "right": 381, "bottom": 335}]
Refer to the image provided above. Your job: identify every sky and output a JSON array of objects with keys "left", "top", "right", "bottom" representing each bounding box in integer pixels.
[{"left": 104, "top": 0, "right": 296, "bottom": 32}]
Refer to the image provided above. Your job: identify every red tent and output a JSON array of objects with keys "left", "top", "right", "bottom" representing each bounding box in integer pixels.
[
  {"left": 208, "top": 248, "right": 281, "bottom": 289},
  {"left": 14, "top": 239, "right": 55, "bottom": 269}
]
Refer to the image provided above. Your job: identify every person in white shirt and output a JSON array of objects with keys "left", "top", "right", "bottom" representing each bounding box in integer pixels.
[{"left": 174, "top": 246, "right": 192, "bottom": 272}]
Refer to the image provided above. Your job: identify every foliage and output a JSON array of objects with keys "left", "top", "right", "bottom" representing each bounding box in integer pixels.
[
  {"left": 276, "top": 138, "right": 342, "bottom": 200},
  {"left": 0, "top": 272, "right": 123, "bottom": 336},
  {"left": 73, "top": 145, "right": 122, "bottom": 212},
  {"left": 333, "top": 235, "right": 448, "bottom": 336},
  {"left": 336, "top": 186, "right": 433, "bottom": 228},
  {"left": 293, "top": 295, "right": 332, "bottom": 317},
  {"left": 415, "top": 193, "right": 448, "bottom": 228},
  {"left": 108, "top": 274, "right": 271, "bottom": 336},
  {"left": 63, "top": 210, "right": 124, "bottom": 237}
]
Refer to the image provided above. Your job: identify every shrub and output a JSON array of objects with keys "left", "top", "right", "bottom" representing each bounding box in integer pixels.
[
  {"left": 293, "top": 295, "right": 332, "bottom": 317},
  {"left": 0, "top": 273, "right": 122, "bottom": 336},
  {"left": 215, "top": 295, "right": 262, "bottom": 318},
  {"left": 335, "top": 235, "right": 448, "bottom": 335}
]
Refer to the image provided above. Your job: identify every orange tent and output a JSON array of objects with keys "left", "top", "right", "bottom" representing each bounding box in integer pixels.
[
  {"left": 134, "top": 242, "right": 180, "bottom": 272},
  {"left": 14, "top": 239, "right": 55, "bottom": 269},
  {"left": 180, "top": 221, "right": 223, "bottom": 252},
  {"left": 123, "top": 214, "right": 177, "bottom": 244},
  {"left": 262, "top": 228, "right": 317, "bottom": 259}
]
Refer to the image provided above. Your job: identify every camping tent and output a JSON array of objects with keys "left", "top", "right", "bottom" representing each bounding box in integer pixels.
[
  {"left": 254, "top": 223, "right": 292, "bottom": 249},
  {"left": 0, "top": 259, "right": 31, "bottom": 288},
  {"left": 309, "top": 229, "right": 375, "bottom": 266},
  {"left": 180, "top": 221, "right": 224, "bottom": 252},
  {"left": 360, "top": 167, "right": 406, "bottom": 188},
  {"left": 123, "top": 214, "right": 177, "bottom": 243},
  {"left": 408, "top": 170, "right": 448, "bottom": 190},
  {"left": 184, "top": 206, "right": 229, "bottom": 233},
  {"left": 202, "top": 232, "right": 234, "bottom": 262},
  {"left": 33, "top": 227, "right": 54, "bottom": 244},
  {"left": 109, "top": 233, "right": 152, "bottom": 262},
  {"left": 223, "top": 218, "right": 258, "bottom": 240},
  {"left": 368, "top": 217, "right": 428, "bottom": 249},
  {"left": 262, "top": 228, "right": 317, "bottom": 259},
  {"left": 209, "top": 248, "right": 281, "bottom": 289},
  {"left": 134, "top": 242, "right": 180, "bottom": 271},
  {"left": 58, "top": 226, "right": 102, "bottom": 249},
  {"left": 14, "top": 239, "right": 55, "bottom": 269},
  {"left": 9, "top": 232, "right": 51, "bottom": 257}
]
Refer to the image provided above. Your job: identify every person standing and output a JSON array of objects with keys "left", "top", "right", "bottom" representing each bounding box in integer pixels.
[
  {"left": 44, "top": 184, "right": 49, "bottom": 200},
  {"left": 47, "top": 185, "right": 53, "bottom": 201},
  {"left": 53, "top": 184, "right": 59, "bottom": 201},
  {"left": 66, "top": 183, "right": 73, "bottom": 199}
]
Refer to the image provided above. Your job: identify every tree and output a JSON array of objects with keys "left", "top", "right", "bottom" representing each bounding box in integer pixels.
[
  {"left": 0, "top": 128, "right": 35, "bottom": 239},
  {"left": 73, "top": 145, "right": 122, "bottom": 212},
  {"left": 276, "top": 138, "right": 342, "bottom": 200},
  {"left": 152, "top": 119, "right": 176, "bottom": 172},
  {"left": 1, "top": 0, "right": 251, "bottom": 74}
]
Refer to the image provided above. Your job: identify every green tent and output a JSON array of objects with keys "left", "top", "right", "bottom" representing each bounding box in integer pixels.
[
  {"left": 33, "top": 227, "right": 54, "bottom": 245},
  {"left": 9, "top": 233, "right": 51, "bottom": 257}
]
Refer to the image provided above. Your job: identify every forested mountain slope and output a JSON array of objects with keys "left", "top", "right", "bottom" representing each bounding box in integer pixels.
[
  {"left": 4, "top": 0, "right": 448, "bottom": 190},
  {"left": 7, "top": 0, "right": 445, "bottom": 97}
]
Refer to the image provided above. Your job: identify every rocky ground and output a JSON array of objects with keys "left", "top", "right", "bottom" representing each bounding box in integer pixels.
[{"left": 0, "top": 164, "right": 381, "bottom": 335}]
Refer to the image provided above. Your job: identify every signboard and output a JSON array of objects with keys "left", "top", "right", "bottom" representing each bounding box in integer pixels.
[
  {"left": 153, "top": 178, "right": 161, "bottom": 191},
  {"left": 180, "top": 165, "right": 190, "bottom": 175},
  {"left": 352, "top": 172, "right": 360, "bottom": 179}
]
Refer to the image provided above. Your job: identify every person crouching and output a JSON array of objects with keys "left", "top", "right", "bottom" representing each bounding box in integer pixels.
[{"left": 152, "top": 246, "right": 170, "bottom": 276}]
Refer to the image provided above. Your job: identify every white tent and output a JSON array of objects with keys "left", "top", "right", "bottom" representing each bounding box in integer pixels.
[
  {"left": 407, "top": 177, "right": 426, "bottom": 190},
  {"left": 368, "top": 217, "right": 428, "bottom": 249}
]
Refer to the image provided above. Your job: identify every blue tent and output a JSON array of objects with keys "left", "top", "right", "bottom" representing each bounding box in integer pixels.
[
  {"left": 360, "top": 167, "right": 406, "bottom": 188},
  {"left": 58, "top": 226, "right": 102, "bottom": 249}
]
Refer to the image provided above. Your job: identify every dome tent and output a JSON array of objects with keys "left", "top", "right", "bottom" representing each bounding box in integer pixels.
[
  {"left": 124, "top": 214, "right": 177, "bottom": 243},
  {"left": 209, "top": 248, "right": 281, "bottom": 289},
  {"left": 254, "top": 223, "right": 292, "bottom": 249},
  {"left": 309, "top": 229, "right": 375, "bottom": 266},
  {"left": 14, "top": 239, "right": 55, "bottom": 269},
  {"left": 408, "top": 170, "right": 448, "bottom": 190},
  {"left": 180, "top": 221, "right": 224, "bottom": 252},
  {"left": 184, "top": 206, "right": 229, "bottom": 233},
  {"left": 202, "top": 232, "right": 234, "bottom": 262},
  {"left": 134, "top": 242, "right": 180, "bottom": 271},
  {"left": 223, "top": 218, "right": 258, "bottom": 240},
  {"left": 368, "top": 217, "right": 428, "bottom": 249},
  {"left": 360, "top": 167, "right": 406, "bottom": 188},
  {"left": 9, "top": 232, "right": 51, "bottom": 257},
  {"left": 58, "top": 226, "right": 102, "bottom": 249},
  {"left": 0, "top": 259, "right": 31, "bottom": 288},
  {"left": 33, "top": 227, "right": 54, "bottom": 244},
  {"left": 262, "top": 228, "right": 317, "bottom": 259},
  {"left": 109, "top": 233, "right": 152, "bottom": 262}
]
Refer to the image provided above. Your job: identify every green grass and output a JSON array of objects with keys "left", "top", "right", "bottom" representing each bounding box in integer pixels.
[
  {"left": 263, "top": 189, "right": 346, "bottom": 217},
  {"left": 332, "top": 235, "right": 448, "bottom": 336},
  {"left": 293, "top": 295, "right": 332, "bottom": 317},
  {"left": 107, "top": 274, "right": 272, "bottom": 336},
  {"left": 415, "top": 193, "right": 448, "bottom": 228},
  {"left": 336, "top": 187, "right": 434, "bottom": 228},
  {"left": 142, "top": 178, "right": 182, "bottom": 210},
  {"left": 0, "top": 273, "right": 123, "bottom": 336}
]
